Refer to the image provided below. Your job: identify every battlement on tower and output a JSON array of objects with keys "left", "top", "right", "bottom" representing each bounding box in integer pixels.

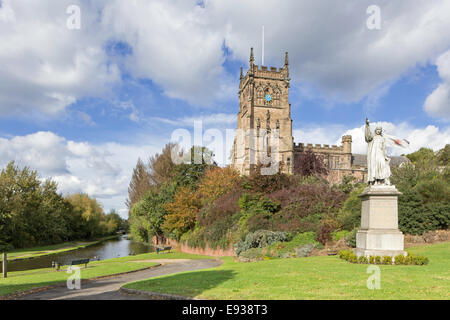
[
  {"left": 294, "top": 135, "right": 353, "bottom": 154},
  {"left": 294, "top": 142, "right": 341, "bottom": 152}
]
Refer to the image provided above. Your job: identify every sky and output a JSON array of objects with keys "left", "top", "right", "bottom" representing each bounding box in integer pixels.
[{"left": 0, "top": 0, "right": 449, "bottom": 218}]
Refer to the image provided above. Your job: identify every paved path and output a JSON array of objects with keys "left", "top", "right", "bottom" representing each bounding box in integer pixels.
[{"left": 16, "top": 259, "right": 222, "bottom": 300}]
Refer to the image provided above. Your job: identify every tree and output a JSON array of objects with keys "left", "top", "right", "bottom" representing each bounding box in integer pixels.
[
  {"left": 406, "top": 147, "right": 435, "bottom": 165},
  {"left": 66, "top": 193, "right": 106, "bottom": 238},
  {"left": 148, "top": 143, "right": 178, "bottom": 186},
  {"left": 126, "top": 158, "right": 152, "bottom": 209},
  {"left": 436, "top": 144, "right": 449, "bottom": 166},
  {"left": 197, "top": 166, "right": 240, "bottom": 205},
  {"left": 129, "top": 183, "right": 176, "bottom": 243},
  {"left": 163, "top": 187, "right": 201, "bottom": 239},
  {"left": 293, "top": 149, "right": 329, "bottom": 177},
  {"left": 171, "top": 146, "right": 217, "bottom": 190}
]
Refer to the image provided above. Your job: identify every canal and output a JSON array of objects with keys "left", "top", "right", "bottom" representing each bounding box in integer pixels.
[{"left": 3, "top": 235, "right": 155, "bottom": 272}]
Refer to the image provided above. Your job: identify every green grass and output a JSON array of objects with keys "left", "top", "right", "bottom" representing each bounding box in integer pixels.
[
  {"left": 1, "top": 235, "right": 120, "bottom": 261},
  {"left": 124, "top": 242, "right": 450, "bottom": 300},
  {"left": 0, "top": 251, "right": 212, "bottom": 297}
]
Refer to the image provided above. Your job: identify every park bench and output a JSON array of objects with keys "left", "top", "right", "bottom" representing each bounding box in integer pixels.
[
  {"left": 155, "top": 246, "right": 172, "bottom": 254},
  {"left": 53, "top": 258, "right": 90, "bottom": 271},
  {"left": 69, "top": 259, "right": 90, "bottom": 268}
]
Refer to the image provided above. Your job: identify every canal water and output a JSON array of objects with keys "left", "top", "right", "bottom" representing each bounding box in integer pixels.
[{"left": 3, "top": 235, "right": 155, "bottom": 272}]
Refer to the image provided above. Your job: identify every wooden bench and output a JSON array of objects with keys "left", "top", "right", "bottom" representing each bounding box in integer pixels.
[
  {"left": 155, "top": 246, "right": 172, "bottom": 254},
  {"left": 69, "top": 259, "right": 90, "bottom": 268}
]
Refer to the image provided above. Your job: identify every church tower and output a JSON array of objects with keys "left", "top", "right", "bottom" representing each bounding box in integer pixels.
[{"left": 232, "top": 48, "right": 294, "bottom": 175}]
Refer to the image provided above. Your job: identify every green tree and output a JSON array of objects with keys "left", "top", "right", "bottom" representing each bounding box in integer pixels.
[{"left": 126, "top": 158, "right": 152, "bottom": 209}]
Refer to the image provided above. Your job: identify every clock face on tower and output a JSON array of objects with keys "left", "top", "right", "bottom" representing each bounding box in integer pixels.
[{"left": 265, "top": 94, "right": 272, "bottom": 102}]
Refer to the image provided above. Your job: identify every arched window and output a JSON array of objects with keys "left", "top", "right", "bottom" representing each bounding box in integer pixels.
[{"left": 256, "top": 86, "right": 264, "bottom": 105}]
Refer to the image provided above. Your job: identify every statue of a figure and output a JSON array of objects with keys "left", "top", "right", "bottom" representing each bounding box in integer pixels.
[{"left": 365, "top": 118, "right": 391, "bottom": 185}]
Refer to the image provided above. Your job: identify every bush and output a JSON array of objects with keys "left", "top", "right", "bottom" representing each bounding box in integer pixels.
[
  {"left": 344, "top": 228, "right": 358, "bottom": 248},
  {"left": 235, "top": 230, "right": 288, "bottom": 256},
  {"left": 316, "top": 220, "right": 336, "bottom": 245},
  {"left": 382, "top": 256, "right": 393, "bottom": 265},
  {"left": 340, "top": 252, "right": 428, "bottom": 266},
  {"left": 268, "top": 232, "right": 321, "bottom": 258},
  {"left": 295, "top": 244, "right": 316, "bottom": 258},
  {"left": 332, "top": 230, "right": 351, "bottom": 242},
  {"left": 198, "top": 189, "right": 242, "bottom": 227},
  {"left": 398, "top": 190, "right": 450, "bottom": 235},
  {"left": 238, "top": 247, "right": 265, "bottom": 261},
  {"left": 358, "top": 256, "right": 368, "bottom": 264},
  {"left": 268, "top": 183, "right": 346, "bottom": 233},
  {"left": 394, "top": 254, "right": 405, "bottom": 265}
]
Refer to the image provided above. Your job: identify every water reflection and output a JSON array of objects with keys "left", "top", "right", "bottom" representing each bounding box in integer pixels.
[{"left": 4, "top": 235, "right": 155, "bottom": 272}]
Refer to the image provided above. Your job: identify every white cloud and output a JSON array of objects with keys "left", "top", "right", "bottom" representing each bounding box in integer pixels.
[
  {"left": 2, "top": 0, "right": 450, "bottom": 115},
  {"left": 0, "top": 131, "right": 163, "bottom": 218},
  {"left": 424, "top": 50, "right": 450, "bottom": 120},
  {"left": 0, "top": 0, "right": 120, "bottom": 116},
  {"left": 101, "top": 0, "right": 235, "bottom": 106},
  {"left": 202, "top": 0, "right": 450, "bottom": 105},
  {"left": 295, "top": 122, "right": 450, "bottom": 156},
  {"left": 152, "top": 113, "right": 236, "bottom": 127}
]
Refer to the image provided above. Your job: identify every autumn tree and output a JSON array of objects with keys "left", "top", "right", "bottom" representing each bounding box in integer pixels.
[
  {"left": 148, "top": 143, "right": 178, "bottom": 186},
  {"left": 126, "top": 158, "right": 152, "bottom": 209},
  {"left": 293, "top": 149, "right": 328, "bottom": 177},
  {"left": 163, "top": 187, "right": 201, "bottom": 239},
  {"left": 197, "top": 166, "right": 241, "bottom": 205}
]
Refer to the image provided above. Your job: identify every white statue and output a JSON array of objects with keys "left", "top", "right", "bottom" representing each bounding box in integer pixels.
[{"left": 365, "top": 118, "right": 391, "bottom": 186}]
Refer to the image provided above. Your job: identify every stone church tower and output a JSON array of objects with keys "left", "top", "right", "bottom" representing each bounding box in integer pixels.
[
  {"left": 231, "top": 48, "right": 294, "bottom": 175},
  {"left": 231, "top": 48, "right": 409, "bottom": 181}
]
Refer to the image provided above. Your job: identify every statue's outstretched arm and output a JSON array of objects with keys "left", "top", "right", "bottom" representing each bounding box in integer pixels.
[{"left": 365, "top": 118, "right": 373, "bottom": 142}]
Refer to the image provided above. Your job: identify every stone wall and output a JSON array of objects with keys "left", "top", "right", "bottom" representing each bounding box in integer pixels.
[{"left": 152, "top": 236, "right": 236, "bottom": 257}]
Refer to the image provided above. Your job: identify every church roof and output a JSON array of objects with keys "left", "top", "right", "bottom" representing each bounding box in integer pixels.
[{"left": 352, "top": 154, "right": 410, "bottom": 168}]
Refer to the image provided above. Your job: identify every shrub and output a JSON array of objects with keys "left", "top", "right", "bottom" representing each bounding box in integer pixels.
[
  {"left": 293, "top": 149, "right": 329, "bottom": 177},
  {"left": 238, "top": 247, "right": 265, "bottom": 261},
  {"left": 235, "top": 230, "right": 288, "bottom": 256},
  {"left": 394, "top": 254, "right": 405, "bottom": 265},
  {"left": 332, "top": 230, "right": 351, "bottom": 242},
  {"left": 338, "top": 185, "right": 365, "bottom": 231},
  {"left": 316, "top": 220, "right": 336, "bottom": 245},
  {"left": 398, "top": 190, "right": 450, "bottom": 235},
  {"left": 338, "top": 250, "right": 358, "bottom": 263},
  {"left": 198, "top": 189, "right": 242, "bottom": 227},
  {"left": 241, "top": 165, "right": 291, "bottom": 194},
  {"left": 382, "top": 256, "right": 393, "bottom": 265},
  {"left": 369, "top": 256, "right": 376, "bottom": 264},
  {"left": 374, "top": 256, "right": 382, "bottom": 264},
  {"left": 268, "top": 232, "right": 321, "bottom": 258},
  {"left": 348, "top": 253, "right": 358, "bottom": 263},
  {"left": 295, "top": 243, "right": 316, "bottom": 258},
  {"left": 344, "top": 228, "right": 358, "bottom": 248},
  {"left": 197, "top": 167, "right": 241, "bottom": 205},
  {"left": 358, "top": 256, "right": 368, "bottom": 264},
  {"left": 268, "top": 183, "right": 346, "bottom": 233}
]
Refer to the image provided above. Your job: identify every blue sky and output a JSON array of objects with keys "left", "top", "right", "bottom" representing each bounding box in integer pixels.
[{"left": 0, "top": 0, "right": 449, "bottom": 217}]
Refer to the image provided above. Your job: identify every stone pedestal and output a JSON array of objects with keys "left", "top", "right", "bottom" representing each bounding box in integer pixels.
[{"left": 354, "top": 185, "right": 406, "bottom": 258}]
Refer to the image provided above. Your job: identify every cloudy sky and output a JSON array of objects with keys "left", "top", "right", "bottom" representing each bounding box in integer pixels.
[{"left": 0, "top": 0, "right": 449, "bottom": 218}]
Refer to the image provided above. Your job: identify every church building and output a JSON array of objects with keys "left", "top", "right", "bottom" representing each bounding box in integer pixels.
[{"left": 231, "top": 48, "right": 407, "bottom": 184}]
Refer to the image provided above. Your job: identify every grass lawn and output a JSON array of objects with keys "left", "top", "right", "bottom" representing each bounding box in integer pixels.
[
  {"left": 0, "top": 251, "right": 212, "bottom": 297},
  {"left": 1, "top": 235, "right": 120, "bottom": 261},
  {"left": 123, "top": 242, "right": 450, "bottom": 300}
]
